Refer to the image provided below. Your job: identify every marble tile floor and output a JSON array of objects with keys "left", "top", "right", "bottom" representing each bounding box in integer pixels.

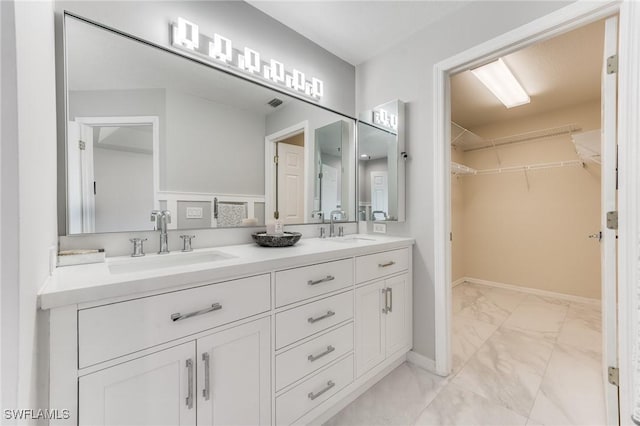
[{"left": 325, "top": 282, "right": 605, "bottom": 426}]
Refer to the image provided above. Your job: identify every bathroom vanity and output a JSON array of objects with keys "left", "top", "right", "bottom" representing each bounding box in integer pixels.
[{"left": 41, "top": 235, "right": 413, "bottom": 425}]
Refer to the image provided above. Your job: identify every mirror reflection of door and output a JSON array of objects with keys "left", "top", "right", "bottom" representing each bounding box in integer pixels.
[
  {"left": 321, "top": 164, "right": 338, "bottom": 217},
  {"left": 276, "top": 133, "right": 305, "bottom": 224},
  {"left": 371, "top": 171, "right": 388, "bottom": 219},
  {"left": 67, "top": 117, "right": 158, "bottom": 233}
]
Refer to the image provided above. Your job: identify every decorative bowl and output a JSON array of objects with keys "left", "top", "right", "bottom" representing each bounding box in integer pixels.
[{"left": 251, "top": 231, "right": 302, "bottom": 247}]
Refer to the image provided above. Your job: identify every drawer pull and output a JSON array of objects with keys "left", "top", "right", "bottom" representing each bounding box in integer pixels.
[
  {"left": 307, "top": 345, "right": 335, "bottom": 362},
  {"left": 171, "top": 303, "right": 222, "bottom": 322},
  {"left": 307, "top": 310, "right": 335, "bottom": 324},
  {"left": 308, "top": 275, "right": 335, "bottom": 286},
  {"left": 378, "top": 261, "right": 396, "bottom": 268},
  {"left": 308, "top": 380, "right": 335, "bottom": 400},
  {"left": 185, "top": 358, "right": 194, "bottom": 409}
]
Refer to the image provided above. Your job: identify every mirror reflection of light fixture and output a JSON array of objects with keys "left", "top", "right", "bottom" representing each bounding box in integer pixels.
[
  {"left": 471, "top": 58, "right": 530, "bottom": 108},
  {"left": 360, "top": 154, "right": 370, "bottom": 160}
]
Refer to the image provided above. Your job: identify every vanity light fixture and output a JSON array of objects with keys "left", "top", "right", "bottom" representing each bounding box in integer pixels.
[
  {"left": 171, "top": 17, "right": 324, "bottom": 100},
  {"left": 471, "top": 58, "right": 530, "bottom": 108},
  {"left": 174, "top": 17, "right": 199, "bottom": 50},
  {"left": 372, "top": 109, "right": 398, "bottom": 131}
]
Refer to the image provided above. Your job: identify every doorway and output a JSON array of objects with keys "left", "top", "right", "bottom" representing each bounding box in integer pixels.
[
  {"left": 264, "top": 121, "right": 310, "bottom": 224},
  {"left": 67, "top": 116, "right": 159, "bottom": 233},
  {"left": 430, "top": 2, "right": 639, "bottom": 425}
]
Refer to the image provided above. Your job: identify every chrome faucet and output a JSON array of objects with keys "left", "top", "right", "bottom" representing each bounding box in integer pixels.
[
  {"left": 151, "top": 210, "right": 172, "bottom": 254},
  {"left": 329, "top": 209, "right": 346, "bottom": 238}
]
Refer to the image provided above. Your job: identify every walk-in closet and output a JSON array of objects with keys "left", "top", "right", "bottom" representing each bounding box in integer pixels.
[{"left": 446, "top": 18, "right": 611, "bottom": 425}]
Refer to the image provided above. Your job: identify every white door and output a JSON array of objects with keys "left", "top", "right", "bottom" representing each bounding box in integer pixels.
[
  {"left": 78, "top": 342, "right": 196, "bottom": 426},
  {"left": 277, "top": 142, "right": 305, "bottom": 224},
  {"left": 321, "top": 163, "right": 338, "bottom": 217},
  {"left": 67, "top": 121, "right": 95, "bottom": 233},
  {"left": 370, "top": 171, "right": 388, "bottom": 219},
  {"left": 355, "top": 280, "right": 386, "bottom": 377},
  {"left": 385, "top": 273, "right": 410, "bottom": 356},
  {"left": 601, "top": 15, "right": 619, "bottom": 426},
  {"left": 197, "top": 317, "right": 271, "bottom": 426}
]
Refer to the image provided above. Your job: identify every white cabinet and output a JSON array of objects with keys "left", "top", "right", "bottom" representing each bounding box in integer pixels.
[
  {"left": 197, "top": 317, "right": 271, "bottom": 426},
  {"left": 355, "top": 273, "right": 411, "bottom": 377},
  {"left": 78, "top": 317, "right": 270, "bottom": 426},
  {"left": 79, "top": 342, "right": 196, "bottom": 426}
]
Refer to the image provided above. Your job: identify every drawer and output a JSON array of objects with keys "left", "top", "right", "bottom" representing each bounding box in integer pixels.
[
  {"left": 355, "top": 247, "right": 409, "bottom": 284},
  {"left": 276, "top": 322, "right": 353, "bottom": 391},
  {"left": 78, "top": 274, "right": 270, "bottom": 368},
  {"left": 275, "top": 291, "right": 353, "bottom": 349},
  {"left": 276, "top": 354, "right": 354, "bottom": 425},
  {"left": 275, "top": 258, "right": 353, "bottom": 307}
]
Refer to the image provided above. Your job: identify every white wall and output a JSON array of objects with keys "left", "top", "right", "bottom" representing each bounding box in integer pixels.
[
  {"left": 1, "top": 0, "right": 20, "bottom": 417},
  {"left": 164, "top": 90, "right": 266, "bottom": 195},
  {"left": 1, "top": 0, "right": 58, "bottom": 422},
  {"left": 356, "top": 0, "right": 572, "bottom": 361}
]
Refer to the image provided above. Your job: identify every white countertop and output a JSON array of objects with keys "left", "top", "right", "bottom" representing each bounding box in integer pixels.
[{"left": 39, "top": 234, "right": 414, "bottom": 310}]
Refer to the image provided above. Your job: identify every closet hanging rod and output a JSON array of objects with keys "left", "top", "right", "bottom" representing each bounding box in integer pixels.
[
  {"left": 469, "top": 159, "right": 584, "bottom": 176},
  {"left": 465, "top": 123, "right": 581, "bottom": 152}
]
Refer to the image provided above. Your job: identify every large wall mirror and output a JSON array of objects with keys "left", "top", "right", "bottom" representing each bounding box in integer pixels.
[
  {"left": 62, "top": 14, "right": 356, "bottom": 235},
  {"left": 358, "top": 100, "right": 405, "bottom": 222}
]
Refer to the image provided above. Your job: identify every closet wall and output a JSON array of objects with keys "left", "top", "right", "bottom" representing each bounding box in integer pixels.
[{"left": 454, "top": 100, "right": 601, "bottom": 299}]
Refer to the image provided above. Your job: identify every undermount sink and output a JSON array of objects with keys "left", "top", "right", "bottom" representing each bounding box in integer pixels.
[
  {"left": 108, "top": 250, "right": 235, "bottom": 274},
  {"left": 329, "top": 236, "right": 377, "bottom": 244}
]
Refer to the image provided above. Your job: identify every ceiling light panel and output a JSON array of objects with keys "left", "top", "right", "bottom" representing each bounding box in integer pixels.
[{"left": 471, "top": 58, "right": 530, "bottom": 108}]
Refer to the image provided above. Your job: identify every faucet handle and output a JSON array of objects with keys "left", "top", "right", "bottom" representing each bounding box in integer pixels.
[
  {"left": 129, "top": 238, "right": 147, "bottom": 257},
  {"left": 338, "top": 226, "right": 344, "bottom": 237},
  {"left": 180, "top": 235, "right": 195, "bottom": 252}
]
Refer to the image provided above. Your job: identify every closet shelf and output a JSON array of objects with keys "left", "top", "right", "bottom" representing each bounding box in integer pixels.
[
  {"left": 472, "top": 160, "right": 584, "bottom": 176},
  {"left": 571, "top": 130, "right": 601, "bottom": 165},
  {"left": 451, "top": 162, "right": 477, "bottom": 175}
]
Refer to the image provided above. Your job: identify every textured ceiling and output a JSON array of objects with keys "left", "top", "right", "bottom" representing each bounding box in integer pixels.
[
  {"left": 246, "top": 0, "right": 471, "bottom": 65},
  {"left": 451, "top": 19, "right": 605, "bottom": 129}
]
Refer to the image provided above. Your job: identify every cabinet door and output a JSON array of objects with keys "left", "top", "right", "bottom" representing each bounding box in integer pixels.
[
  {"left": 79, "top": 342, "right": 196, "bottom": 426},
  {"left": 385, "top": 273, "right": 411, "bottom": 356},
  {"left": 197, "top": 317, "right": 271, "bottom": 426},
  {"left": 355, "top": 280, "right": 386, "bottom": 377}
]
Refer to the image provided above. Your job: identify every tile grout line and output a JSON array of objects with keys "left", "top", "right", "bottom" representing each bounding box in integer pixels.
[{"left": 524, "top": 300, "right": 571, "bottom": 423}]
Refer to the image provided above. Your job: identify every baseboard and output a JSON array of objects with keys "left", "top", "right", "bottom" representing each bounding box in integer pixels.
[
  {"left": 451, "top": 277, "right": 466, "bottom": 288},
  {"left": 406, "top": 350, "right": 437, "bottom": 373},
  {"left": 465, "top": 276, "right": 600, "bottom": 306}
]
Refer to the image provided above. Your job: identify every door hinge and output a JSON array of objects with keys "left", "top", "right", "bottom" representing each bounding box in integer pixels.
[
  {"left": 608, "top": 366, "right": 619, "bottom": 386},
  {"left": 78, "top": 140, "right": 86, "bottom": 150},
  {"left": 607, "top": 55, "right": 618, "bottom": 74},
  {"left": 274, "top": 155, "right": 279, "bottom": 164},
  {"left": 606, "top": 211, "right": 618, "bottom": 230},
  {"left": 450, "top": 232, "right": 453, "bottom": 242}
]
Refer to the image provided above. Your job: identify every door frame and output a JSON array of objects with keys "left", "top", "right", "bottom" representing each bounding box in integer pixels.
[
  {"left": 264, "top": 121, "right": 310, "bottom": 222},
  {"left": 432, "top": 1, "right": 640, "bottom": 424},
  {"left": 70, "top": 115, "right": 161, "bottom": 232}
]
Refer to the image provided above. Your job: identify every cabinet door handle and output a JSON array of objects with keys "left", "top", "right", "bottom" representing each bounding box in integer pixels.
[
  {"left": 388, "top": 287, "right": 393, "bottom": 313},
  {"left": 378, "top": 261, "right": 395, "bottom": 268},
  {"left": 307, "top": 310, "right": 335, "bottom": 324},
  {"left": 308, "top": 275, "right": 335, "bottom": 286},
  {"left": 185, "top": 359, "right": 194, "bottom": 409},
  {"left": 382, "top": 288, "right": 389, "bottom": 314},
  {"left": 308, "top": 345, "right": 335, "bottom": 362},
  {"left": 202, "top": 352, "right": 210, "bottom": 401},
  {"left": 171, "top": 302, "right": 222, "bottom": 322},
  {"left": 308, "top": 380, "right": 335, "bottom": 400}
]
